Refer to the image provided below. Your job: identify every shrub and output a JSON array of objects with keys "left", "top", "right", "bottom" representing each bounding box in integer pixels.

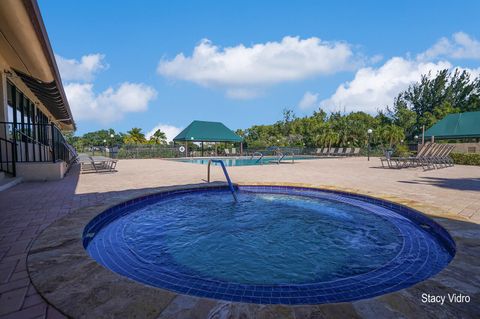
[
  {"left": 450, "top": 153, "right": 480, "bottom": 166},
  {"left": 392, "top": 144, "right": 410, "bottom": 157}
]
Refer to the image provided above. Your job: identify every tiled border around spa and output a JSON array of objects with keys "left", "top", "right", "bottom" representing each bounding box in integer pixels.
[
  {"left": 27, "top": 182, "right": 480, "bottom": 318},
  {"left": 82, "top": 185, "right": 455, "bottom": 305}
]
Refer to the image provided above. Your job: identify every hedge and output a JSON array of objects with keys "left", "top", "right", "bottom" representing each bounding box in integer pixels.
[{"left": 450, "top": 153, "right": 480, "bottom": 166}]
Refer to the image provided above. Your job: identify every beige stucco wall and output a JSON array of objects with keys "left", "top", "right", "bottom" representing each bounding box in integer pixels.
[
  {"left": 16, "top": 161, "right": 67, "bottom": 181},
  {"left": 452, "top": 143, "right": 480, "bottom": 154}
]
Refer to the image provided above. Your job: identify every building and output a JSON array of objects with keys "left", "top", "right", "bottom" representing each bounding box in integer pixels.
[
  {"left": 0, "top": 0, "right": 75, "bottom": 183},
  {"left": 424, "top": 111, "right": 480, "bottom": 153}
]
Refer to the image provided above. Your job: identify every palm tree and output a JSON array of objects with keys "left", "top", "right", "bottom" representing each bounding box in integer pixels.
[
  {"left": 381, "top": 124, "right": 405, "bottom": 148},
  {"left": 149, "top": 129, "right": 167, "bottom": 145},
  {"left": 320, "top": 126, "right": 340, "bottom": 150},
  {"left": 124, "top": 127, "right": 146, "bottom": 144}
]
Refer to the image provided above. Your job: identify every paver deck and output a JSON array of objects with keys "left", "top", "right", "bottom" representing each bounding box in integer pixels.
[{"left": 0, "top": 157, "right": 479, "bottom": 318}]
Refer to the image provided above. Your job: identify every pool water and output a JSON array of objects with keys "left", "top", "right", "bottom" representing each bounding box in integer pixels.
[
  {"left": 84, "top": 186, "right": 454, "bottom": 304},
  {"left": 174, "top": 156, "right": 316, "bottom": 166}
]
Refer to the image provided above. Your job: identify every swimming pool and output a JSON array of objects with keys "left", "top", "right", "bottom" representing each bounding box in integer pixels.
[
  {"left": 174, "top": 156, "right": 318, "bottom": 166},
  {"left": 83, "top": 185, "right": 454, "bottom": 305}
]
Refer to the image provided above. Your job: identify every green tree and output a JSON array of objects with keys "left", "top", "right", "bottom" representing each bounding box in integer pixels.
[
  {"left": 381, "top": 124, "right": 405, "bottom": 148},
  {"left": 149, "top": 129, "right": 167, "bottom": 145},
  {"left": 124, "top": 128, "right": 147, "bottom": 144},
  {"left": 320, "top": 125, "right": 340, "bottom": 150}
]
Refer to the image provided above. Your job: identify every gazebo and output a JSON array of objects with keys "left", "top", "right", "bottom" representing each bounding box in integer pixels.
[
  {"left": 173, "top": 120, "right": 244, "bottom": 156},
  {"left": 424, "top": 111, "right": 480, "bottom": 141}
]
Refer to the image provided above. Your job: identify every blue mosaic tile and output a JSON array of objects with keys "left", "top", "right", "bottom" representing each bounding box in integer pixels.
[{"left": 83, "top": 185, "right": 455, "bottom": 305}]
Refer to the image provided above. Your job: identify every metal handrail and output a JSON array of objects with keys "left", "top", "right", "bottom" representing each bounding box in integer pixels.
[
  {"left": 278, "top": 151, "right": 295, "bottom": 164},
  {"left": 250, "top": 151, "right": 264, "bottom": 163},
  {"left": 207, "top": 159, "right": 238, "bottom": 202}
]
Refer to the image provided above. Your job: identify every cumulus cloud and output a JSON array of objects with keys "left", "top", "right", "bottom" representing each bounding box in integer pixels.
[
  {"left": 65, "top": 82, "right": 157, "bottom": 123},
  {"left": 55, "top": 53, "right": 107, "bottom": 81},
  {"left": 417, "top": 32, "right": 480, "bottom": 61},
  {"left": 158, "top": 36, "right": 358, "bottom": 98},
  {"left": 320, "top": 57, "right": 452, "bottom": 113},
  {"left": 298, "top": 91, "right": 319, "bottom": 109},
  {"left": 146, "top": 124, "right": 183, "bottom": 142}
]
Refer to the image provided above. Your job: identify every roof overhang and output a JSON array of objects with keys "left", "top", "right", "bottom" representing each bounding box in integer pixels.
[{"left": 0, "top": 0, "right": 75, "bottom": 129}]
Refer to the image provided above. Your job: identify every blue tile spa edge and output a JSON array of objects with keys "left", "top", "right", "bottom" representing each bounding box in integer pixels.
[{"left": 83, "top": 185, "right": 455, "bottom": 305}]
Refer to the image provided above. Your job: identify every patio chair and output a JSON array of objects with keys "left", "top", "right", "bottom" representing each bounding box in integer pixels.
[
  {"left": 384, "top": 143, "right": 432, "bottom": 169},
  {"left": 420, "top": 143, "right": 446, "bottom": 170},
  {"left": 430, "top": 144, "right": 455, "bottom": 169},
  {"left": 80, "top": 155, "right": 117, "bottom": 173},
  {"left": 443, "top": 145, "right": 456, "bottom": 167},
  {"left": 334, "top": 148, "right": 344, "bottom": 156},
  {"left": 90, "top": 156, "right": 118, "bottom": 172}
]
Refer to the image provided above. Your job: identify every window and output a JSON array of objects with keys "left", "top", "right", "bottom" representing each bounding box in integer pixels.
[{"left": 5, "top": 80, "right": 50, "bottom": 144}]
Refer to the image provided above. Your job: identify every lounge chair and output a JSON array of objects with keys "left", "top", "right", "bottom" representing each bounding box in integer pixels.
[
  {"left": 322, "top": 148, "right": 329, "bottom": 156},
  {"left": 231, "top": 148, "right": 237, "bottom": 156},
  {"left": 429, "top": 144, "right": 455, "bottom": 169},
  {"left": 224, "top": 149, "right": 230, "bottom": 156},
  {"left": 328, "top": 148, "right": 336, "bottom": 156},
  {"left": 79, "top": 155, "right": 117, "bottom": 173},
  {"left": 344, "top": 148, "right": 352, "bottom": 156},
  {"left": 335, "top": 148, "right": 344, "bottom": 156},
  {"left": 420, "top": 143, "right": 445, "bottom": 170},
  {"left": 315, "top": 148, "right": 322, "bottom": 155},
  {"left": 91, "top": 156, "right": 118, "bottom": 171},
  {"left": 351, "top": 148, "right": 360, "bottom": 156},
  {"left": 382, "top": 143, "right": 432, "bottom": 168}
]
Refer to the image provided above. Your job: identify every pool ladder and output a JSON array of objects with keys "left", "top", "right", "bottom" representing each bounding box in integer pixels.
[
  {"left": 207, "top": 159, "right": 238, "bottom": 202},
  {"left": 250, "top": 151, "right": 264, "bottom": 163},
  {"left": 276, "top": 151, "right": 295, "bottom": 164}
]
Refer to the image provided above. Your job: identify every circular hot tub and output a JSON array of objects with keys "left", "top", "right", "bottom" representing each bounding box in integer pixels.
[{"left": 83, "top": 185, "right": 455, "bottom": 305}]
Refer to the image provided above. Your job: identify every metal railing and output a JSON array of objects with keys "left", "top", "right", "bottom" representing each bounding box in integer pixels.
[
  {"left": 0, "top": 136, "right": 15, "bottom": 176},
  {"left": 250, "top": 151, "right": 264, "bottom": 163},
  {"left": 207, "top": 159, "right": 238, "bottom": 202},
  {"left": 0, "top": 122, "right": 75, "bottom": 176},
  {"left": 277, "top": 151, "right": 295, "bottom": 164}
]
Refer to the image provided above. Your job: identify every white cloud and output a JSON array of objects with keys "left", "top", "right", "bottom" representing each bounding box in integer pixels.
[
  {"left": 55, "top": 53, "right": 107, "bottom": 81},
  {"left": 298, "top": 91, "right": 319, "bottom": 109},
  {"left": 65, "top": 82, "right": 157, "bottom": 123},
  {"left": 320, "top": 57, "right": 452, "bottom": 113},
  {"left": 146, "top": 124, "right": 183, "bottom": 142},
  {"left": 417, "top": 32, "right": 480, "bottom": 61},
  {"left": 158, "top": 36, "right": 358, "bottom": 98}
]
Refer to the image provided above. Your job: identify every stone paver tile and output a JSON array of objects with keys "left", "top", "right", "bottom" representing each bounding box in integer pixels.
[
  {"left": 9, "top": 271, "right": 28, "bottom": 282},
  {"left": 0, "top": 263, "right": 16, "bottom": 284},
  {"left": 0, "top": 303, "right": 46, "bottom": 319},
  {"left": 22, "top": 293, "right": 43, "bottom": 309},
  {"left": 46, "top": 306, "right": 67, "bottom": 319},
  {"left": 0, "top": 287, "right": 27, "bottom": 315},
  {"left": 25, "top": 285, "right": 38, "bottom": 298},
  {"left": 0, "top": 278, "right": 30, "bottom": 294}
]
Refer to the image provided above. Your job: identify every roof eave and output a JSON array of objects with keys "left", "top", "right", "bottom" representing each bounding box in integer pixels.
[{"left": 22, "top": 0, "right": 75, "bottom": 130}]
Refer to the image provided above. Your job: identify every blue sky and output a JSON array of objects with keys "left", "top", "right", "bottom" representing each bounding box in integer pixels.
[{"left": 39, "top": 0, "right": 480, "bottom": 139}]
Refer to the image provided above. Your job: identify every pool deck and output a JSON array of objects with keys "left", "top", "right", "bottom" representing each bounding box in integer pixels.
[{"left": 0, "top": 157, "right": 479, "bottom": 318}]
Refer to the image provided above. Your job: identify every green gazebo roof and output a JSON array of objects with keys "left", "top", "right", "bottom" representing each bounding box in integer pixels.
[
  {"left": 424, "top": 111, "right": 480, "bottom": 139},
  {"left": 173, "top": 120, "right": 243, "bottom": 142}
]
